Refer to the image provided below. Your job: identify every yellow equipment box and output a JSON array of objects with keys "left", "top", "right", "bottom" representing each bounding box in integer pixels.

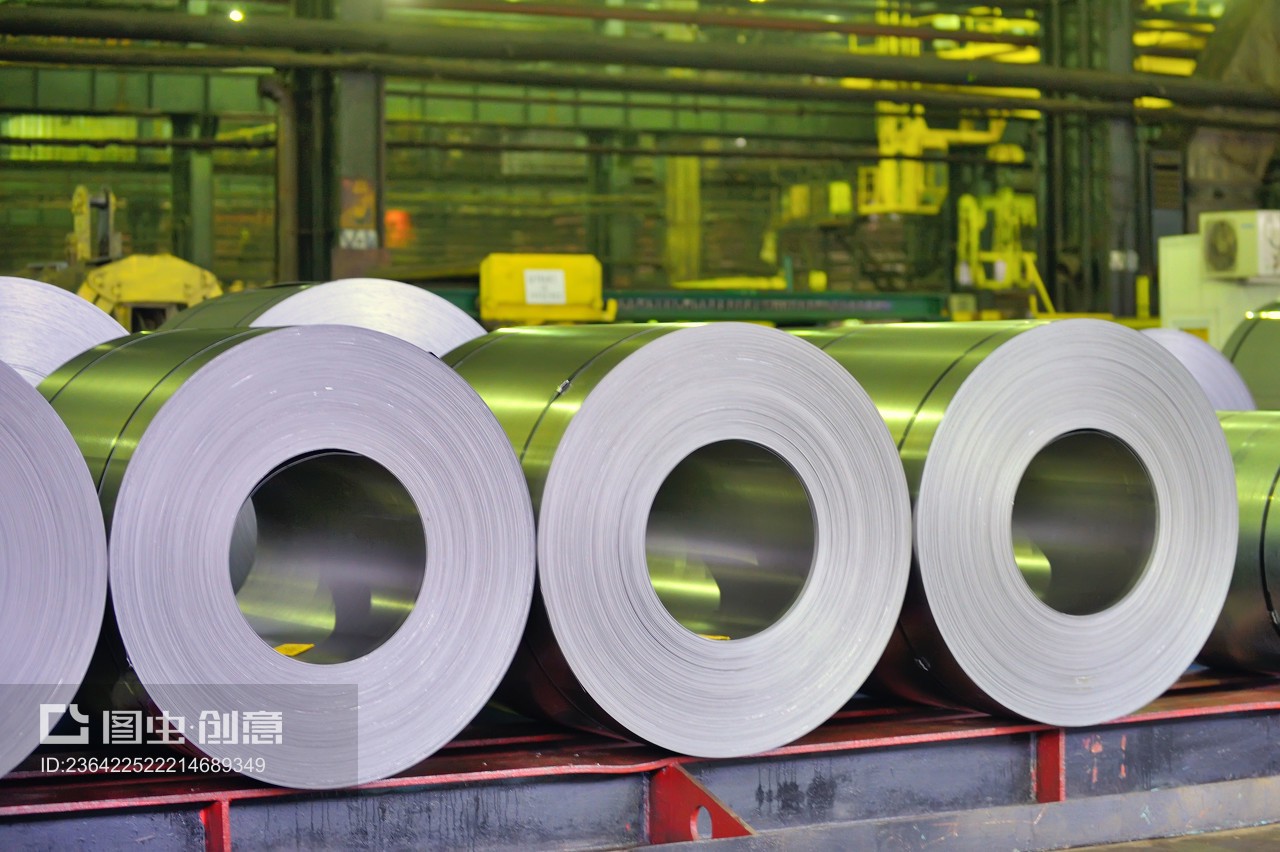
[{"left": 478, "top": 253, "right": 616, "bottom": 325}]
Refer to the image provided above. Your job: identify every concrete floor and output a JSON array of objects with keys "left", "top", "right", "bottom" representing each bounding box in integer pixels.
[{"left": 1074, "top": 824, "right": 1280, "bottom": 850}]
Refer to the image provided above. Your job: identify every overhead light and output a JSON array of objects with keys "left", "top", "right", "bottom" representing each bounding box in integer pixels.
[{"left": 228, "top": 8, "right": 244, "bottom": 22}]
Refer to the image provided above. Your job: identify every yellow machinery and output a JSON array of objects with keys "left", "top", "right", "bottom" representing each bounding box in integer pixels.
[
  {"left": 27, "top": 185, "right": 223, "bottom": 330},
  {"left": 857, "top": 111, "right": 1009, "bottom": 216},
  {"left": 68, "top": 184, "right": 121, "bottom": 264},
  {"left": 78, "top": 253, "right": 222, "bottom": 331},
  {"left": 478, "top": 253, "right": 616, "bottom": 325},
  {"left": 956, "top": 188, "right": 1055, "bottom": 314}
]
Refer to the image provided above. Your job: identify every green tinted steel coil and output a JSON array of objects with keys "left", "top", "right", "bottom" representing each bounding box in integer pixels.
[
  {"left": 798, "top": 320, "right": 1237, "bottom": 726},
  {"left": 1203, "top": 411, "right": 1280, "bottom": 673},
  {"left": 445, "top": 322, "right": 912, "bottom": 757},
  {"left": 1224, "top": 303, "right": 1280, "bottom": 409},
  {"left": 40, "top": 325, "right": 535, "bottom": 788}
]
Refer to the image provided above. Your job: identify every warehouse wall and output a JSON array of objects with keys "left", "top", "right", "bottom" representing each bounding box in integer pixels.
[{"left": 0, "top": 125, "right": 275, "bottom": 285}]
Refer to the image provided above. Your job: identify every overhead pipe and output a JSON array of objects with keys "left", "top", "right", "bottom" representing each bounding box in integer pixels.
[
  {"left": 385, "top": 137, "right": 1019, "bottom": 165},
  {"left": 677, "top": 0, "right": 1046, "bottom": 15},
  {"left": 412, "top": 0, "right": 1040, "bottom": 46},
  {"left": 0, "top": 7, "right": 1277, "bottom": 110},
  {"left": 4, "top": 44, "right": 1280, "bottom": 133},
  {"left": 0, "top": 132, "right": 1015, "bottom": 164},
  {"left": 387, "top": 116, "right": 882, "bottom": 147}
]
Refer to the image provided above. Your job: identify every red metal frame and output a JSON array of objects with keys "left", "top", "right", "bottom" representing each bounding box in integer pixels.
[
  {"left": 2, "top": 672, "right": 1278, "bottom": 851},
  {"left": 1034, "top": 729, "right": 1067, "bottom": 803},
  {"left": 648, "top": 765, "right": 754, "bottom": 843},
  {"left": 200, "top": 800, "right": 231, "bottom": 852}
]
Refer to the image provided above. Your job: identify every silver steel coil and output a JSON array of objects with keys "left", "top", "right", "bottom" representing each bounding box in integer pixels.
[
  {"left": 445, "top": 322, "right": 912, "bottom": 757},
  {"left": 0, "top": 358, "right": 108, "bottom": 777},
  {"left": 41, "top": 325, "right": 535, "bottom": 788},
  {"left": 163, "top": 277, "right": 485, "bottom": 356},
  {"left": 1143, "top": 328, "right": 1255, "bottom": 410},
  {"left": 798, "top": 319, "right": 1238, "bottom": 726},
  {"left": 0, "top": 275, "right": 125, "bottom": 383}
]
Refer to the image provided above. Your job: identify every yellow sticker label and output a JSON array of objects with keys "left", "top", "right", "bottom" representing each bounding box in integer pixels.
[{"left": 274, "top": 643, "right": 315, "bottom": 657}]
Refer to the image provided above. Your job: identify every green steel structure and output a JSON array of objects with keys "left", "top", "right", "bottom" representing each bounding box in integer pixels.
[{"left": 0, "top": 0, "right": 1275, "bottom": 314}]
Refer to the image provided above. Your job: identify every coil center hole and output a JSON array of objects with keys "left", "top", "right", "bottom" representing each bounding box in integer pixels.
[
  {"left": 228, "top": 451, "right": 426, "bottom": 664},
  {"left": 1011, "top": 430, "right": 1156, "bottom": 616},
  {"left": 646, "top": 440, "right": 815, "bottom": 641}
]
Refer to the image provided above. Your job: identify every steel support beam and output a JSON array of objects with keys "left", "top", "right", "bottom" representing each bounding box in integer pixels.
[
  {"left": 4, "top": 45, "right": 1280, "bottom": 131},
  {"left": 0, "top": 66, "right": 268, "bottom": 116},
  {"left": 289, "top": 37, "right": 335, "bottom": 282},
  {"left": 170, "top": 114, "right": 217, "bottom": 271},
  {"left": 260, "top": 77, "right": 299, "bottom": 283},
  {"left": 585, "top": 131, "right": 637, "bottom": 288},
  {"left": 285, "top": 0, "right": 385, "bottom": 281},
  {"left": 1041, "top": 0, "right": 1064, "bottom": 311},
  {"left": 1, "top": 7, "right": 1278, "bottom": 110},
  {"left": 664, "top": 154, "right": 702, "bottom": 284},
  {"left": 383, "top": 84, "right": 876, "bottom": 144},
  {"left": 1100, "top": 0, "right": 1139, "bottom": 317}
]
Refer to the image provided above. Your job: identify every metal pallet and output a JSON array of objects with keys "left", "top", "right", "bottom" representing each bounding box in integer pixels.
[{"left": 3, "top": 673, "right": 1280, "bottom": 851}]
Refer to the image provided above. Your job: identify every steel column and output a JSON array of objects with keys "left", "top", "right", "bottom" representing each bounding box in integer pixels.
[
  {"left": 260, "top": 77, "right": 299, "bottom": 283},
  {"left": 585, "top": 131, "right": 638, "bottom": 288},
  {"left": 290, "top": 56, "right": 334, "bottom": 282},
  {"left": 170, "top": 114, "right": 217, "bottom": 271},
  {"left": 1100, "top": 0, "right": 1139, "bottom": 317},
  {"left": 1035, "top": 729, "right": 1067, "bottom": 803}
]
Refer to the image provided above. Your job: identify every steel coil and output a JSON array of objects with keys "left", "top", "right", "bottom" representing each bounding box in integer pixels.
[
  {"left": 445, "top": 323, "right": 912, "bottom": 757},
  {"left": 42, "top": 325, "right": 535, "bottom": 788},
  {"left": 0, "top": 358, "right": 108, "bottom": 776},
  {"left": 1143, "top": 328, "right": 1255, "bottom": 410},
  {"left": 164, "top": 277, "right": 487, "bottom": 606},
  {"left": 799, "top": 320, "right": 1237, "bottom": 726},
  {"left": 0, "top": 275, "right": 126, "bottom": 384},
  {"left": 1201, "top": 412, "right": 1280, "bottom": 673},
  {"left": 1224, "top": 303, "right": 1280, "bottom": 408},
  {"left": 163, "top": 277, "right": 485, "bottom": 356}
]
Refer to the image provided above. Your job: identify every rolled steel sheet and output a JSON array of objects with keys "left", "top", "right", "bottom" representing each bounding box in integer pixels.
[
  {"left": 164, "top": 278, "right": 485, "bottom": 595},
  {"left": 42, "top": 325, "right": 535, "bottom": 788},
  {"left": 1201, "top": 412, "right": 1280, "bottom": 673},
  {"left": 0, "top": 275, "right": 126, "bottom": 383},
  {"left": 445, "top": 323, "right": 912, "bottom": 757},
  {"left": 1224, "top": 303, "right": 1280, "bottom": 409},
  {"left": 798, "top": 320, "right": 1237, "bottom": 726},
  {"left": 162, "top": 277, "right": 484, "bottom": 356},
  {"left": 1143, "top": 328, "right": 1255, "bottom": 410},
  {"left": 0, "top": 359, "right": 108, "bottom": 777}
]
